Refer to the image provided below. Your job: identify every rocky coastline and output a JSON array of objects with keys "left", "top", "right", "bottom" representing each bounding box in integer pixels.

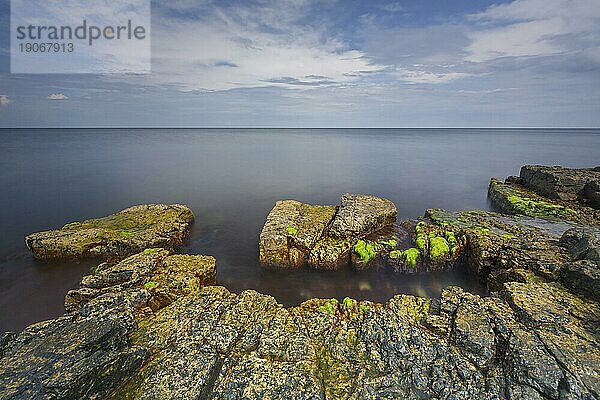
[{"left": 1, "top": 165, "right": 599, "bottom": 399}]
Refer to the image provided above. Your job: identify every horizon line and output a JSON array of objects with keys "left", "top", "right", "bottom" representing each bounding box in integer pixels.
[{"left": 1, "top": 126, "right": 600, "bottom": 130}]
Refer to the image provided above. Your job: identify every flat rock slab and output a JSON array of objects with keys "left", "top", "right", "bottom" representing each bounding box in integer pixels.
[
  {"left": 488, "top": 178, "right": 600, "bottom": 225},
  {"left": 25, "top": 204, "right": 195, "bottom": 261},
  {"left": 329, "top": 193, "right": 397, "bottom": 238},
  {"left": 520, "top": 165, "right": 600, "bottom": 207},
  {"left": 259, "top": 200, "right": 337, "bottom": 268},
  {"left": 259, "top": 194, "right": 397, "bottom": 270}
]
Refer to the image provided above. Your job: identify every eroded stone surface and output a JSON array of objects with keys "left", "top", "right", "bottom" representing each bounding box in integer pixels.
[
  {"left": 0, "top": 249, "right": 216, "bottom": 400},
  {"left": 329, "top": 193, "right": 397, "bottom": 239},
  {"left": 25, "top": 204, "right": 195, "bottom": 261},
  {"left": 259, "top": 194, "right": 397, "bottom": 270},
  {"left": 520, "top": 165, "right": 600, "bottom": 207},
  {"left": 259, "top": 200, "right": 337, "bottom": 268}
]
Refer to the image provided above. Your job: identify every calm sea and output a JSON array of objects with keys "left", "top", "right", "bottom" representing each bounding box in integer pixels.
[{"left": 1, "top": 128, "right": 599, "bottom": 331}]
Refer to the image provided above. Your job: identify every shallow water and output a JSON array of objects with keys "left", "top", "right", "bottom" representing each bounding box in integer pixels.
[{"left": 1, "top": 128, "right": 599, "bottom": 331}]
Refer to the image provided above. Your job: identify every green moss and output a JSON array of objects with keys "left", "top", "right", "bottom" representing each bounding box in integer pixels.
[
  {"left": 286, "top": 226, "right": 298, "bottom": 236},
  {"left": 354, "top": 240, "right": 377, "bottom": 264},
  {"left": 143, "top": 281, "right": 158, "bottom": 290},
  {"left": 119, "top": 229, "right": 136, "bottom": 237},
  {"left": 402, "top": 248, "right": 420, "bottom": 267},
  {"left": 506, "top": 194, "right": 575, "bottom": 219},
  {"left": 358, "top": 304, "right": 369, "bottom": 313},
  {"left": 342, "top": 297, "right": 356, "bottom": 308},
  {"left": 429, "top": 236, "right": 450, "bottom": 260},
  {"left": 389, "top": 248, "right": 420, "bottom": 267},
  {"left": 380, "top": 239, "right": 397, "bottom": 248},
  {"left": 389, "top": 250, "right": 402, "bottom": 259},
  {"left": 62, "top": 222, "right": 80, "bottom": 230},
  {"left": 445, "top": 231, "right": 459, "bottom": 255},
  {"left": 415, "top": 222, "right": 428, "bottom": 250},
  {"left": 143, "top": 248, "right": 158, "bottom": 255},
  {"left": 318, "top": 298, "right": 339, "bottom": 314}
]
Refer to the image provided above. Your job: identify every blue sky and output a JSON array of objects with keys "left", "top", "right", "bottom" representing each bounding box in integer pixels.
[{"left": 0, "top": 0, "right": 599, "bottom": 127}]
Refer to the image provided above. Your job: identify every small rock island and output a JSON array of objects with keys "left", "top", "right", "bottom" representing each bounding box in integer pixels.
[{"left": 1, "top": 165, "right": 598, "bottom": 399}]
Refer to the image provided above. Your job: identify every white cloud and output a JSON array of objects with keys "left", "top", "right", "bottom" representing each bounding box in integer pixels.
[
  {"left": 0, "top": 95, "right": 11, "bottom": 106},
  {"left": 467, "top": 0, "right": 600, "bottom": 62},
  {"left": 48, "top": 93, "right": 69, "bottom": 100},
  {"left": 394, "top": 68, "right": 471, "bottom": 84},
  {"left": 129, "top": 1, "right": 384, "bottom": 91}
]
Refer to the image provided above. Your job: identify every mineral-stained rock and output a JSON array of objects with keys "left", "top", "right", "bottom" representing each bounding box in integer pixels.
[
  {"left": 560, "top": 260, "right": 600, "bottom": 302},
  {"left": 259, "top": 200, "right": 337, "bottom": 268},
  {"left": 520, "top": 164, "right": 600, "bottom": 206},
  {"left": 25, "top": 204, "right": 195, "bottom": 261},
  {"left": 329, "top": 193, "right": 397, "bottom": 238},
  {"left": 560, "top": 227, "right": 600, "bottom": 261},
  {"left": 65, "top": 249, "right": 216, "bottom": 312},
  {"left": 0, "top": 249, "right": 216, "bottom": 400},
  {"left": 259, "top": 194, "right": 397, "bottom": 270}
]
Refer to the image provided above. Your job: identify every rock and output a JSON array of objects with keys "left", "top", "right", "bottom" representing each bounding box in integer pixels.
[
  {"left": 583, "top": 180, "right": 600, "bottom": 209},
  {"left": 259, "top": 200, "right": 337, "bottom": 268},
  {"left": 259, "top": 194, "right": 397, "bottom": 270},
  {"left": 307, "top": 236, "right": 353, "bottom": 270},
  {"left": 560, "top": 227, "right": 600, "bottom": 261},
  {"left": 487, "top": 178, "right": 595, "bottom": 222},
  {"left": 65, "top": 249, "right": 216, "bottom": 312},
  {"left": 560, "top": 260, "right": 600, "bottom": 301},
  {"left": 426, "top": 208, "right": 574, "bottom": 290},
  {"left": 4, "top": 214, "right": 600, "bottom": 399},
  {"left": 0, "top": 249, "right": 216, "bottom": 400},
  {"left": 0, "top": 312, "right": 149, "bottom": 400},
  {"left": 520, "top": 165, "right": 600, "bottom": 206},
  {"left": 107, "top": 282, "right": 597, "bottom": 399},
  {"left": 329, "top": 193, "right": 397, "bottom": 238},
  {"left": 25, "top": 204, "right": 195, "bottom": 261}
]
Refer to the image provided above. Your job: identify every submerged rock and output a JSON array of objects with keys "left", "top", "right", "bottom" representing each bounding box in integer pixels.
[{"left": 25, "top": 204, "right": 195, "bottom": 261}]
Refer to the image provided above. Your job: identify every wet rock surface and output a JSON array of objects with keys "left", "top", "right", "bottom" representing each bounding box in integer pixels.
[
  {"left": 25, "top": 204, "right": 195, "bottom": 262},
  {"left": 0, "top": 249, "right": 216, "bottom": 399},
  {"left": 3, "top": 165, "right": 600, "bottom": 399},
  {"left": 259, "top": 194, "right": 398, "bottom": 270},
  {"left": 520, "top": 165, "right": 600, "bottom": 207},
  {"left": 329, "top": 193, "right": 397, "bottom": 239}
]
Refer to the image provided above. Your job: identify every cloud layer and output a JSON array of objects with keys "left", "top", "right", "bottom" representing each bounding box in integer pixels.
[{"left": 0, "top": 0, "right": 599, "bottom": 126}]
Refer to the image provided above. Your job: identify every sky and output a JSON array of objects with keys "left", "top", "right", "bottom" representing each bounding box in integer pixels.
[{"left": 0, "top": 0, "right": 599, "bottom": 127}]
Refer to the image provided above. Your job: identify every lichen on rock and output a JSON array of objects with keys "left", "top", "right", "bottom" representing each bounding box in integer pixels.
[{"left": 25, "top": 204, "right": 195, "bottom": 261}]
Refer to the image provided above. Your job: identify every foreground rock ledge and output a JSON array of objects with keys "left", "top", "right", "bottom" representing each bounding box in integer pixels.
[{"left": 25, "top": 204, "right": 195, "bottom": 261}]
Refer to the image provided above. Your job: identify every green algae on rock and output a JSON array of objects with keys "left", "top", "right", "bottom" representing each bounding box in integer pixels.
[
  {"left": 259, "top": 193, "right": 397, "bottom": 270},
  {"left": 488, "top": 168, "right": 600, "bottom": 225},
  {"left": 259, "top": 200, "right": 337, "bottom": 268},
  {"left": 25, "top": 204, "right": 195, "bottom": 261}
]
